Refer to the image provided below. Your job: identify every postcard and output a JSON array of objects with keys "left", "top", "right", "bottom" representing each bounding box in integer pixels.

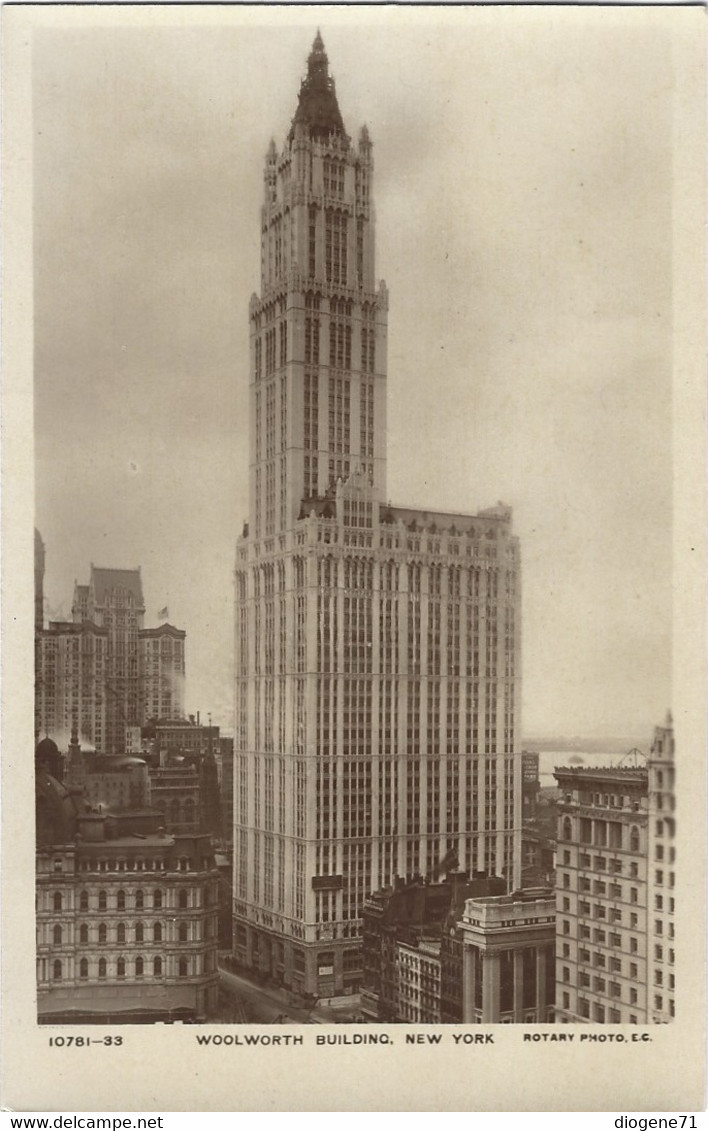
[{"left": 2, "top": 3, "right": 705, "bottom": 1113}]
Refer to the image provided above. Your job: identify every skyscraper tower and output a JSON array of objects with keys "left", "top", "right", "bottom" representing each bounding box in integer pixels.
[{"left": 234, "top": 34, "right": 522, "bottom": 998}]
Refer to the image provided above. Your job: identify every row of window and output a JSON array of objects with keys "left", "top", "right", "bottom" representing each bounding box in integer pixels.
[
  {"left": 43, "top": 919, "right": 209, "bottom": 945},
  {"left": 47, "top": 888, "right": 198, "bottom": 912},
  {"left": 48, "top": 955, "right": 196, "bottom": 981}
]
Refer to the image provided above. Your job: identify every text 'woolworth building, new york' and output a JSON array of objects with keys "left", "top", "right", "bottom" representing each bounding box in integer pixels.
[{"left": 233, "top": 34, "right": 523, "bottom": 998}]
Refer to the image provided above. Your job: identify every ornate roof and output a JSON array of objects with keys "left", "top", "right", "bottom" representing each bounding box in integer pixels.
[
  {"left": 290, "top": 32, "right": 346, "bottom": 142},
  {"left": 90, "top": 566, "right": 144, "bottom": 607}
]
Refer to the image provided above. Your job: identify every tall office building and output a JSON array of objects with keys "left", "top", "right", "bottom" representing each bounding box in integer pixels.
[
  {"left": 554, "top": 716, "right": 676, "bottom": 1026},
  {"left": 553, "top": 763, "right": 649, "bottom": 1023},
  {"left": 233, "top": 34, "right": 522, "bottom": 997},
  {"left": 138, "top": 624, "right": 187, "bottom": 724},
  {"left": 36, "top": 562, "right": 186, "bottom": 754}
]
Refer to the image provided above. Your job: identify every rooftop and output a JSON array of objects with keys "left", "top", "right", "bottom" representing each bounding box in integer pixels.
[
  {"left": 76, "top": 834, "right": 174, "bottom": 850},
  {"left": 90, "top": 566, "right": 144, "bottom": 608},
  {"left": 139, "top": 624, "right": 185, "bottom": 638},
  {"left": 554, "top": 765, "right": 648, "bottom": 782}
]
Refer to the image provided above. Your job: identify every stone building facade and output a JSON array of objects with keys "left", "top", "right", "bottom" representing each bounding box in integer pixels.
[
  {"left": 233, "top": 33, "right": 522, "bottom": 998},
  {"left": 36, "top": 771, "right": 219, "bottom": 1023}
]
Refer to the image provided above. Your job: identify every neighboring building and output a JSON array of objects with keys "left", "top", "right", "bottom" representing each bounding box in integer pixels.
[
  {"left": 553, "top": 764, "right": 649, "bottom": 1023},
  {"left": 72, "top": 757, "right": 151, "bottom": 813},
  {"left": 522, "top": 751, "right": 540, "bottom": 817},
  {"left": 139, "top": 624, "right": 186, "bottom": 723},
  {"left": 36, "top": 620, "right": 109, "bottom": 752},
  {"left": 63, "top": 718, "right": 151, "bottom": 811},
  {"left": 35, "top": 528, "right": 46, "bottom": 632},
  {"left": 233, "top": 32, "right": 523, "bottom": 998},
  {"left": 361, "top": 873, "right": 505, "bottom": 1022},
  {"left": 149, "top": 764, "right": 200, "bottom": 834},
  {"left": 396, "top": 938, "right": 441, "bottom": 1024},
  {"left": 457, "top": 888, "right": 556, "bottom": 1023},
  {"left": 35, "top": 561, "right": 186, "bottom": 754},
  {"left": 646, "top": 712, "right": 675, "bottom": 1022},
  {"left": 521, "top": 829, "right": 555, "bottom": 888},
  {"left": 36, "top": 769, "right": 220, "bottom": 1024},
  {"left": 216, "top": 737, "right": 234, "bottom": 850},
  {"left": 72, "top": 567, "right": 146, "bottom": 755},
  {"left": 143, "top": 716, "right": 219, "bottom": 761}
]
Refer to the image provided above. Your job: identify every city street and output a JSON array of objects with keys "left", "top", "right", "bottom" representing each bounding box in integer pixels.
[{"left": 217, "top": 965, "right": 314, "bottom": 1025}]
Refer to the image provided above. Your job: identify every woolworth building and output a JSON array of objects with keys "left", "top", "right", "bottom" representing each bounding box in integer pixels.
[{"left": 233, "top": 33, "right": 523, "bottom": 997}]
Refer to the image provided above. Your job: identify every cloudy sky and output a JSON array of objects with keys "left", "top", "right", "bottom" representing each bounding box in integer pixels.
[{"left": 33, "top": 7, "right": 679, "bottom": 740}]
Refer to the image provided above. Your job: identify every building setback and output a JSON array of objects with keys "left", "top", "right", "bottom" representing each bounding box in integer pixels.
[{"left": 233, "top": 34, "right": 523, "bottom": 997}]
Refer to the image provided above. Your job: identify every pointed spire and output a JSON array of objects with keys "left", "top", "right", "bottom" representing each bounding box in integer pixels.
[
  {"left": 290, "top": 31, "right": 346, "bottom": 142},
  {"left": 359, "top": 123, "right": 372, "bottom": 156}
]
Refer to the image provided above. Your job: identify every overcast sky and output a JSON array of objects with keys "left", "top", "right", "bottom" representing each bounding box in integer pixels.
[{"left": 33, "top": 9, "right": 677, "bottom": 740}]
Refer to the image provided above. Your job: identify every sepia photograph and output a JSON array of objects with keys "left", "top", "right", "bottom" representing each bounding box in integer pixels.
[{"left": 2, "top": 2, "right": 705, "bottom": 1113}]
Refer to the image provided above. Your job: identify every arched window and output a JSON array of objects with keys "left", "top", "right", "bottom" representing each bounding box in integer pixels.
[
  {"left": 52, "top": 892, "right": 62, "bottom": 912},
  {"left": 79, "top": 924, "right": 89, "bottom": 945},
  {"left": 562, "top": 817, "right": 572, "bottom": 842},
  {"left": 79, "top": 958, "right": 88, "bottom": 979},
  {"left": 153, "top": 889, "right": 163, "bottom": 909},
  {"left": 153, "top": 922, "right": 162, "bottom": 942},
  {"left": 52, "top": 959, "right": 62, "bottom": 981},
  {"left": 135, "top": 890, "right": 144, "bottom": 910},
  {"left": 135, "top": 922, "right": 144, "bottom": 943},
  {"left": 117, "top": 922, "right": 126, "bottom": 944},
  {"left": 630, "top": 826, "right": 640, "bottom": 853},
  {"left": 153, "top": 956, "right": 162, "bottom": 977},
  {"left": 98, "top": 890, "right": 107, "bottom": 911},
  {"left": 178, "top": 922, "right": 188, "bottom": 942},
  {"left": 117, "top": 890, "right": 126, "bottom": 910},
  {"left": 135, "top": 956, "right": 144, "bottom": 977},
  {"left": 98, "top": 958, "right": 106, "bottom": 979},
  {"left": 117, "top": 957, "right": 125, "bottom": 978},
  {"left": 656, "top": 820, "right": 664, "bottom": 837},
  {"left": 178, "top": 889, "right": 188, "bottom": 909},
  {"left": 79, "top": 891, "right": 89, "bottom": 911},
  {"left": 98, "top": 923, "right": 107, "bottom": 944},
  {"left": 178, "top": 958, "right": 188, "bottom": 977},
  {"left": 53, "top": 924, "right": 62, "bottom": 946}
]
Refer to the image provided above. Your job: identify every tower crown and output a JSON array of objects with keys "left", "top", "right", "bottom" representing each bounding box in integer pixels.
[{"left": 290, "top": 32, "right": 345, "bottom": 141}]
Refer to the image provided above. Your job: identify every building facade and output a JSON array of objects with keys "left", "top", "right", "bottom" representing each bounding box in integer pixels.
[
  {"left": 36, "top": 772, "right": 220, "bottom": 1024},
  {"left": 395, "top": 938, "right": 442, "bottom": 1024},
  {"left": 553, "top": 764, "right": 650, "bottom": 1023},
  {"left": 149, "top": 765, "right": 201, "bottom": 834},
  {"left": 646, "top": 712, "right": 676, "bottom": 1022},
  {"left": 35, "top": 562, "right": 186, "bottom": 754},
  {"left": 139, "top": 624, "right": 187, "bottom": 724},
  {"left": 35, "top": 528, "right": 46, "bottom": 632},
  {"left": 233, "top": 34, "right": 523, "bottom": 997},
  {"left": 36, "top": 620, "right": 109, "bottom": 752},
  {"left": 457, "top": 889, "right": 555, "bottom": 1023}
]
